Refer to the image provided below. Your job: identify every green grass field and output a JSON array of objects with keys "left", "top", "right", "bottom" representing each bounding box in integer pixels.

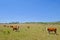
[{"left": 0, "top": 24, "right": 60, "bottom": 40}]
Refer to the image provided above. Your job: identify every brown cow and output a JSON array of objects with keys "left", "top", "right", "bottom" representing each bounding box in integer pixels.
[
  {"left": 3, "top": 25, "right": 6, "bottom": 27},
  {"left": 10, "top": 25, "right": 19, "bottom": 31},
  {"left": 27, "top": 26, "right": 30, "bottom": 29},
  {"left": 47, "top": 27, "right": 57, "bottom": 34}
]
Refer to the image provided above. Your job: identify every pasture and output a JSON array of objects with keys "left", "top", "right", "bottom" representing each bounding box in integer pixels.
[{"left": 0, "top": 24, "right": 60, "bottom": 40}]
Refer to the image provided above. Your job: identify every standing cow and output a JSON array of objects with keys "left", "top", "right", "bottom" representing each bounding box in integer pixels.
[
  {"left": 10, "top": 25, "right": 19, "bottom": 32},
  {"left": 47, "top": 27, "right": 57, "bottom": 34}
]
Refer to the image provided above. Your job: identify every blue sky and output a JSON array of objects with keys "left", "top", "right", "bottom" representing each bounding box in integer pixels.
[{"left": 0, "top": 0, "right": 60, "bottom": 23}]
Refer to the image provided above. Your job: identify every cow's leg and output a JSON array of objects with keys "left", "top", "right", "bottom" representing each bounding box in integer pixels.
[
  {"left": 13, "top": 28, "right": 17, "bottom": 32},
  {"left": 14, "top": 28, "right": 18, "bottom": 32},
  {"left": 54, "top": 30, "right": 57, "bottom": 34},
  {"left": 13, "top": 28, "right": 14, "bottom": 31},
  {"left": 48, "top": 30, "right": 50, "bottom": 34},
  {"left": 16, "top": 29, "right": 18, "bottom": 32},
  {"left": 16, "top": 28, "right": 19, "bottom": 32}
]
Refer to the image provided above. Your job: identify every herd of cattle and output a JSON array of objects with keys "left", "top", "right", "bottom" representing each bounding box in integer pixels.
[
  {"left": 4, "top": 25, "right": 19, "bottom": 31},
  {"left": 3, "top": 25, "right": 57, "bottom": 34}
]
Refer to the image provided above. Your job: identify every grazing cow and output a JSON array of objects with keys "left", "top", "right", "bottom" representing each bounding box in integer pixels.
[
  {"left": 3, "top": 25, "right": 6, "bottom": 27},
  {"left": 10, "top": 25, "right": 19, "bottom": 31},
  {"left": 27, "top": 26, "right": 30, "bottom": 29},
  {"left": 3, "top": 25, "right": 9, "bottom": 28},
  {"left": 47, "top": 27, "right": 57, "bottom": 34}
]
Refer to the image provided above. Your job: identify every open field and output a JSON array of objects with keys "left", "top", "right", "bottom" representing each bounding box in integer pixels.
[{"left": 0, "top": 24, "right": 60, "bottom": 40}]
